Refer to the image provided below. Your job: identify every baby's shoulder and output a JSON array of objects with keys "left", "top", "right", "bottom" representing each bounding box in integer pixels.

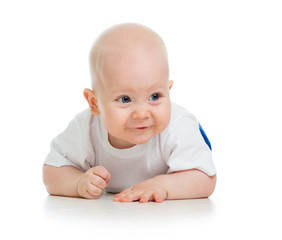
[
  {"left": 73, "top": 108, "right": 92, "bottom": 125},
  {"left": 170, "top": 102, "right": 197, "bottom": 126},
  {"left": 158, "top": 103, "right": 199, "bottom": 151},
  {"left": 159, "top": 102, "right": 198, "bottom": 141},
  {"left": 71, "top": 108, "right": 99, "bottom": 132}
]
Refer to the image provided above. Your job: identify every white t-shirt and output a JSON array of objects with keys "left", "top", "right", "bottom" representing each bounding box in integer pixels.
[{"left": 44, "top": 103, "right": 216, "bottom": 193}]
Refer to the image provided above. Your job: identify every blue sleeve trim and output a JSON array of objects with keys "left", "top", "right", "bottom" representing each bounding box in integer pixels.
[{"left": 199, "top": 123, "right": 212, "bottom": 151}]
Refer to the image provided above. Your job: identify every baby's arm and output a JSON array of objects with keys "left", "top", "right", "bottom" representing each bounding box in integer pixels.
[
  {"left": 43, "top": 165, "right": 111, "bottom": 199},
  {"left": 113, "top": 170, "right": 216, "bottom": 203}
]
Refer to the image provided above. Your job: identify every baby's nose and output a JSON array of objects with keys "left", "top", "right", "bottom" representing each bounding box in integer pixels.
[{"left": 131, "top": 105, "right": 151, "bottom": 120}]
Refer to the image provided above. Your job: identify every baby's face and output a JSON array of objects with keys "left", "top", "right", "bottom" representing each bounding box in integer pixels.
[{"left": 96, "top": 47, "right": 172, "bottom": 149}]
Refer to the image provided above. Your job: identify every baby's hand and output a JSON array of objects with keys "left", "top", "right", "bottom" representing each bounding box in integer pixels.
[
  {"left": 77, "top": 166, "right": 111, "bottom": 199},
  {"left": 113, "top": 178, "right": 167, "bottom": 203}
]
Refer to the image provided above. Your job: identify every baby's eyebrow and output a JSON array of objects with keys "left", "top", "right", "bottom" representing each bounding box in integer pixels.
[
  {"left": 110, "top": 88, "right": 132, "bottom": 96},
  {"left": 112, "top": 88, "right": 165, "bottom": 96},
  {"left": 109, "top": 82, "right": 168, "bottom": 96},
  {"left": 147, "top": 85, "right": 167, "bottom": 93}
]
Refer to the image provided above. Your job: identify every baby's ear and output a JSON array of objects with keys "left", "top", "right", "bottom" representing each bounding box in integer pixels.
[
  {"left": 169, "top": 80, "right": 174, "bottom": 90},
  {"left": 83, "top": 88, "right": 100, "bottom": 115}
]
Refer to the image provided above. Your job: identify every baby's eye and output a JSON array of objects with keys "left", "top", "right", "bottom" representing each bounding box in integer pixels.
[
  {"left": 149, "top": 93, "right": 160, "bottom": 101},
  {"left": 117, "top": 96, "right": 131, "bottom": 103}
]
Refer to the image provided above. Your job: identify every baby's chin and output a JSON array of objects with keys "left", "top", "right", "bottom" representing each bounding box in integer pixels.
[
  {"left": 127, "top": 133, "right": 156, "bottom": 146},
  {"left": 109, "top": 126, "right": 163, "bottom": 148},
  {"left": 130, "top": 138, "right": 151, "bottom": 146},
  {"left": 108, "top": 134, "right": 152, "bottom": 149},
  {"left": 127, "top": 127, "right": 166, "bottom": 146}
]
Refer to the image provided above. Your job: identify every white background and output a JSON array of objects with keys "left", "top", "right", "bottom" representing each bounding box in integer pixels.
[{"left": 0, "top": 0, "right": 281, "bottom": 239}]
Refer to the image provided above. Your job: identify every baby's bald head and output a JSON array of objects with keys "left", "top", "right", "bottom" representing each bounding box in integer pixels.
[{"left": 89, "top": 23, "right": 169, "bottom": 90}]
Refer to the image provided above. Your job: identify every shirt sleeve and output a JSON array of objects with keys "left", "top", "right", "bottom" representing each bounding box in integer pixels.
[
  {"left": 165, "top": 115, "right": 216, "bottom": 176},
  {"left": 44, "top": 110, "right": 95, "bottom": 172}
]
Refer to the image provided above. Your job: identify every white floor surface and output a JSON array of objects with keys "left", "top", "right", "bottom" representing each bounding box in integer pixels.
[{"left": 1, "top": 169, "right": 281, "bottom": 240}]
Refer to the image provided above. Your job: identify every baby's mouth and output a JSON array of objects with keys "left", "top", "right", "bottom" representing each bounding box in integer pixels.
[{"left": 136, "top": 127, "right": 147, "bottom": 130}]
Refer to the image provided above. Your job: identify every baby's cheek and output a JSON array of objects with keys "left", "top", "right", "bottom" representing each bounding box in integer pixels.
[
  {"left": 103, "top": 113, "right": 124, "bottom": 132},
  {"left": 153, "top": 118, "right": 169, "bottom": 135},
  {"left": 154, "top": 106, "right": 171, "bottom": 125}
]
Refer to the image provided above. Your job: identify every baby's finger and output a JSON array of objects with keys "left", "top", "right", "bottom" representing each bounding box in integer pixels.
[
  {"left": 121, "top": 192, "right": 142, "bottom": 202},
  {"left": 153, "top": 192, "right": 164, "bottom": 203},
  {"left": 87, "top": 183, "right": 103, "bottom": 197},
  {"left": 139, "top": 192, "right": 153, "bottom": 203},
  {"left": 113, "top": 190, "right": 137, "bottom": 202},
  {"left": 127, "top": 192, "right": 142, "bottom": 202},
  {"left": 113, "top": 193, "right": 129, "bottom": 202},
  {"left": 90, "top": 174, "right": 108, "bottom": 190},
  {"left": 113, "top": 188, "right": 131, "bottom": 201},
  {"left": 93, "top": 166, "right": 111, "bottom": 183},
  {"left": 84, "top": 189, "right": 99, "bottom": 199},
  {"left": 79, "top": 185, "right": 99, "bottom": 199},
  {"left": 117, "top": 188, "right": 131, "bottom": 195}
]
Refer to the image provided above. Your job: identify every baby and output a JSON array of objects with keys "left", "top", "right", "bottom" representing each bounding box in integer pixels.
[{"left": 43, "top": 23, "right": 216, "bottom": 203}]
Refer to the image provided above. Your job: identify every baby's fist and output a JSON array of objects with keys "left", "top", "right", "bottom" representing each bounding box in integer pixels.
[{"left": 77, "top": 166, "right": 111, "bottom": 199}]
